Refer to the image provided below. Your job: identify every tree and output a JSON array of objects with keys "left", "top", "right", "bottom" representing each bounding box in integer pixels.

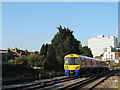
[
  {"left": 81, "top": 46, "right": 93, "bottom": 57},
  {"left": 7, "top": 48, "right": 10, "bottom": 52},
  {"left": 44, "top": 45, "right": 59, "bottom": 71},
  {"left": 40, "top": 44, "right": 48, "bottom": 56},
  {"left": 39, "top": 25, "right": 93, "bottom": 71},
  {"left": 52, "top": 25, "right": 81, "bottom": 55},
  {"left": 51, "top": 25, "right": 81, "bottom": 69}
]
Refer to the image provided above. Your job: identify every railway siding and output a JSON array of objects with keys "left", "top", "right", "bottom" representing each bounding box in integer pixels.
[
  {"left": 53, "top": 70, "right": 115, "bottom": 90},
  {"left": 82, "top": 70, "right": 117, "bottom": 89},
  {"left": 2, "top": 76, "right": 68, "bottom": 90},
  {"left": 95, "top": 70, "right": 120, "bottom": 89},
  {"left": 42, "top": 77, "right": 86, "bottom": 89},
  {"left": 2, "top": 70, "right": 119, "bottom": 90}
]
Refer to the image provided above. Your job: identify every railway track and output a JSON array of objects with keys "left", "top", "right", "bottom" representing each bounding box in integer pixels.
[
  {"left": 55, "top": 70, "right": 116, "bottom": 90},
  {"left": 2, "top": 72, "right": 95, "bottom": 90},
  {"left": 2, "top": 75, "right": 77, "bottom": 90},
  {"left": 3, "top": 72, "right": 65, "bottom": 86},
  {"left": 2, "top": 70, "right": 115, "bottom": 90},
  {"left": 82, "top": 69, "right": 119, "bottom": 89}
]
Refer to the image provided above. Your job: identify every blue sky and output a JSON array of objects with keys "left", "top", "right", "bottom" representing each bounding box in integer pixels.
[{"left": 2, "top": 2, "right": 118, "bottom": 51}]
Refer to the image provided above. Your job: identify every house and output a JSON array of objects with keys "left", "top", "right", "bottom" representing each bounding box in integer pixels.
[{"left": 102, "top": 46, "right": 120, "bottom": 63}]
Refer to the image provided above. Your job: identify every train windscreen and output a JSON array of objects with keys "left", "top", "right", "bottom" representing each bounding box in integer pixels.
[{"left": 65, "top": 57, "right": 79, "bottom": 65}]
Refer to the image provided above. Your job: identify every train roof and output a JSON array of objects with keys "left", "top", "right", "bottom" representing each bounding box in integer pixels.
[
  {"left": 78, "top": 54, "right": 103, "bottom": 61},
  {"left": 65, "top": 54, "right": 103, "bottom": 61}
]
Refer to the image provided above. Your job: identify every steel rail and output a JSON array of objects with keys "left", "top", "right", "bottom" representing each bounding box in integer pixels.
[
  {"left": 2, "top": 70, "right": 111, "bottom": 90},
  {"left": 55, "top": 70, "right": 113, "bottom": 90},
  {"left": 25, "top": 71, "right": 101, "bottom": 90},
  {"left": 88, "top": 70, "right": 117, "bottom": 90},
  {"left": 2, "top": 76, "right": 68, "bottom": 90},
  {"left": 24, "top": 76, "right": 80, "bottom": 90}
]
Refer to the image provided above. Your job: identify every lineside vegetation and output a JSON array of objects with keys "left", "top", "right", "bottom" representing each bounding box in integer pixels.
[{"left": 3, "top": 25, "right": 93, "bottom": 78}]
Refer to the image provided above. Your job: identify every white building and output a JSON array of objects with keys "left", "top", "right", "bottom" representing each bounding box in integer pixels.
[
  {"left": 102, "top": 46, "right": 119, "bottom": 63},
  {"left": 87, "top": 35, "right": 118, "bottom": 57}
]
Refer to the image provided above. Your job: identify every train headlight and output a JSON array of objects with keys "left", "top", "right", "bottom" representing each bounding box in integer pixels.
[
  {"left": 75, "top": 66, "right": 79, "bottom": 69},
  {"left": 65, "top": 66, "right": 68, "bottom": 69}
]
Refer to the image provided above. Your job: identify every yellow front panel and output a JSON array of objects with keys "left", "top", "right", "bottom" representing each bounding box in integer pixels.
[
  {"left": 64, "top": 54, "right": 81, "bottom": 70},
  {"left": 64, "top": 65, "right": 80, "bottom": 70}
]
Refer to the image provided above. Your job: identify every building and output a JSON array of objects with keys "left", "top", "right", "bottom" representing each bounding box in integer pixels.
[
  {"left": 0, "top": 50, "right": 7, "bottom": 60},
  {"left": 8, "top": 47, "right": 40, "bottom": 56},
  {"left": 87, "top": 35, "right": 118, "bottom": 57},
  {"left": 1, "top": 47, "right": 40, "bottom": 62},
  {"left": 118, "top": 24, "right": 120, "bottom": 47},
  {"left": 102, "top": 46, "right": 120, "bottom": 63},
  {"left": 115, "top": 48, "right": 120, "bottom": 63},
  {"left": 9, "top": 47, "right": 29, "bottom": 56},
  {"left": 28, "top": 51, "right": 39, "bottom": 55}
]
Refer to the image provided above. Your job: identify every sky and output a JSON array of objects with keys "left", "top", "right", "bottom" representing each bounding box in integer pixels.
[{"left": 2, "top": 2, "right": 118, "bottom": 51}]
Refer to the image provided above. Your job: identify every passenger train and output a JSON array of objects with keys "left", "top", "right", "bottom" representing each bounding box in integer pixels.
[{"left": 64, "top": 54, "right": 108, "bottom": 76}]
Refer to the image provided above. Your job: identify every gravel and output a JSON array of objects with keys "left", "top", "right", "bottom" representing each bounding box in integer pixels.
[{"left": 95, "top": 71, "right": 120, "bottom": 89}]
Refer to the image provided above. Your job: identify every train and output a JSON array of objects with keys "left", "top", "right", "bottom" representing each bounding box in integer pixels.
[{"left": 64, "top": 54, "right": 108, "bottom": 76}]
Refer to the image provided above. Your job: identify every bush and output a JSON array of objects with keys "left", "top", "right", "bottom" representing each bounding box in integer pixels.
[{"left": 2, "top": 63, "right": 38, "bottom": 79}]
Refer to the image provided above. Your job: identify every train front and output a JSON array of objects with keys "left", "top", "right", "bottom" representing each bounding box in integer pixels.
[{"left": 64, "top": 54, "right": 81, "bottom": 76}]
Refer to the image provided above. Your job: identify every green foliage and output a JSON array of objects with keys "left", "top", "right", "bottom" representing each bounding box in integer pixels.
[
  {"left": 47, "top": 25, "right": 81, "bottom": 70},
  {"left": 39, "top": 25, "right": 93, "bottom": 71},
  {"left": 5, "top": 25, "right": 93, "bottom": 74},
  {"left": 7, "top": 54, "right": 46, "bottom": 68},
  {"left": 5, "top": 52, "right": 15, "bottom": 61},
  {"left": 8, "top": 55, "right": 27, "bottom": 65},
  {"left": 40, "top": 44, "right": 48, "bottom": 55},
  {"left": 3, "top": 64, "right": 23, "bottom": 78},
  {"left": 2, "top": 63, "right": 38, "bottom": 78},
  {"left": 81, "top": 46, "right": 93, "bottom": 57},
  {"left": 44, "top": 45, "right": 59, "bottom": 71},
  {"left": 7, "top": 48, "right": 10, "bottom": 52}
]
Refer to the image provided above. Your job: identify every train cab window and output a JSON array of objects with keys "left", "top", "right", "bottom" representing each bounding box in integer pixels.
[
  {"left": 75, "top": 58, "right": 79, "bottom": 65},
  {"left": 65, "top": 57, "right": 79, "bottom": 65},
  {"left": 65, "top": 58, "right": 69, "bottom": 65}
]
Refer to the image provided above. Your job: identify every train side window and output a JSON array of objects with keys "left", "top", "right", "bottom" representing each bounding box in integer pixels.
[
  {"left": 90, "top": 59, "right": 92, "bottom": 67},
  {"left": 96, "top": 61, "right": 97, "bottom": 66},
  {"left": 86, "top": 59, "right": 87, "bottom": 66},
  {"left": 87, "top": 59, "right": 91, "bottom": 67},
  {"left": 93, "top": 60, "right": 94, "bottom": 67},
  {"left": 81, "top": 58, "right": 84, "bottom": 67},
  {"left": 96, "top": 61, "right": 99, "bottom": 66},
  {"left": 83, "top": 58, "right": 85, "bottom": 67},
  {"left": 95, "top": 60, "right": 97, "bottom": 67},
  {"left": 81, "top": 58, "right": 85, "bottom": 67},
  {"left": 92, "top": 59, "right": 93, "bottom": 67},
  {"left": 87, "top": 59, "right": 89, "bottom": 67},
  {"left": 81, "top": 58, "right": 84, "bottom": 65}
]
